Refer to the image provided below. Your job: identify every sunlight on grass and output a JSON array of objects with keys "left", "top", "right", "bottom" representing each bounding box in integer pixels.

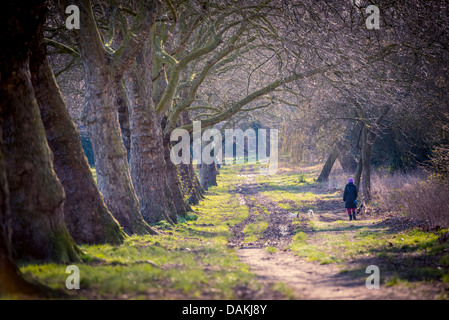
[
  {"left": 289, "top": 229, "right": 342, "bottom": 265},
  {"left": 16, "top": 163, "right": 449, "bottom": 299},
  {"left": 243, "top": 221, "right": 268, "bottom": 242},
  {"left": 19, "top": 165, "right": 261, "bottom": 299},
  {"left": 271, "top": 282, "right": 295, "bottom": 300},
  {"left": 290, "top": 211, "right": 449, "bottom": 286}
]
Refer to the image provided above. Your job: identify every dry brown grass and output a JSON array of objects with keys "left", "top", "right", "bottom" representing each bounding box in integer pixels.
[
  {"left": 371, "top": 170, "right": 424, "bottom": 212},
  {"left": 396, "top": 178, "right": 449, "bottom": 228},
  {"left": 371, "top": 170, "right": 449, "bottom": 228}
]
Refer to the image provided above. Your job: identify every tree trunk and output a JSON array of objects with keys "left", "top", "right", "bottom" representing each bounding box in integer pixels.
[
  {"left": 316, "top": 145, "right": 340, "bottom": 183},
  {"left": 361, "top": 135, "right": 373, "bottom": 203},
  {"left": 177, "top": 111, "right": 205, "bottom": 204},
  {"left": 0, "top": 228, "right": 42, "bottom": 296},
  {"left": 178, "top": 160, "right": 204, "bottom": 205},
  {"left": 207, "top": 163, "right": 218, "bottom": 186},
  {"left": 356, "top": 126, "right": 379, "bottom": 202},
  {"left": 199, "top": 163, "right": 209, "bottom": 190},
  {"left": 179, "top": 163, "right": 197, "bottom": 204},
  {"left": 125, "top": 41, "right": 176, "bottom": 224},
  {"left": 338, "top": 149, "right": 358, "bottom": 174},
  {"left": 0, "top": 128, "right": 43, "bottom": 296},
  {"left": 29, "top": 15, "right": 126, "bottom": 245},
  {"left": 72, "top": 0, "right": 156, "bottom": 235},
  {"left": 354, "top": 152, "right": 363, "bottom": 191},
  {"left": 360, "top": 125, "right": 380, "bottom": 203},
  {"left": 0, "top": 1, "right": 80, "bottom": 262},
  {"left": 117, "top": 83, "right": 131, "bottom": 161},
  {"left": 163, "top": 128, "right": 190, "bottom": 217},
  {"left": 82, "top": 78, "right": 155, "bottom": 235},
  {"left": 193, "top": 164, "right": 206, "bottom": 196},
  {"left": 357, "top": 107, "right": 390, "bottom": 202}
]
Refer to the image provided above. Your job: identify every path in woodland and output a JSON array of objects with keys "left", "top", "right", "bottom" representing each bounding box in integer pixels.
[{"left": 228, "top": 166, "right": 445, "bottom": 300}]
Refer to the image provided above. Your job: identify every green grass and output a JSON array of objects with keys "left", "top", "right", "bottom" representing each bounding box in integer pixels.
[
  {"left": 255, "top": 167, "right": 336, "bottom": 213},
  {"left": 271, "top": 282, "right": 295, "bottom": 300},
  {"left": 288, "top": 217, "right": 449, "bottom": 289},
  {"left": 15, "top": 163, "right": 449, "bottom": 298},
  {"left": 18, "top": 165, "right": 262, "bottom": 299},
  {"left": 90, "top": 167, "right": 97, "bottom": 182},
  {"left": 257, "top": 164, "right": 449, "bottom": 292},
  {"left": 290, "top": 217, "right": 449, "bottom": 260},
  {"left": 289, "top": 229, "right": 342, "bottom": 265},
  {"left": 243, "top": 220, "right": 268, "bottom": 242},
  {"left": 266, "top": 246, "right": 277, "bottom": 254}
]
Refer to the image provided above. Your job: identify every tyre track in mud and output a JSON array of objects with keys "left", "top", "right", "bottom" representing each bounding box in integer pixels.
[{"left": 228, "top": 173, "right": 299, "bottom": 249}]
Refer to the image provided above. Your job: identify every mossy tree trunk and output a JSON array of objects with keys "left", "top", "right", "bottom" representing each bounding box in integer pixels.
[
  {"left": 178, "top": 160, "right": 204, "bottom": 205},
  {"left": 28, "top": 15, "right": 126, "bottom": 245},
  {"left": 117, "top": 83, "right": 131, "bottom": 161},
  {"left": 0, "top": 127, "right": 43, "bottom": 296},
  {"left": 69, "top": 0, "right": 157, "bottom": 235},
  {"left": 163, "top": 135, "right": 190, "bottom": 217},
  {"left": 178, "top": 111, "right": 205, "bottom": 204},
  {"left": 357, "top": 107, "right": 390, "bottom": 202},
  {"left": 199, "top": 153, "right": 209, "bottom": 191},
  {"left": 361, "top": 130, "right": 373, "bottom": 203},
  {"left": 354, "top": 152, "right": 363, "bottom": 191},
  {"left": 158, "top": 114, "right": 189, "bottom": 218},
  {"left": 124, "top": 40, "right": 176, "bottom": 224},
  {"left": 0, "top": 1, "right": 80, "bottom": 263},
  {"left": 207, "top": 163, "right": 218, "bottom": 187}
]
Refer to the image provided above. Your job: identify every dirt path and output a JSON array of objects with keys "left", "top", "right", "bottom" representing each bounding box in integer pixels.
[
  {"left": 228, "top": 173, "right": 295, "bottom": 249},
  {"left": 229, "top": 168, "right": 441, "bottom": 300}
]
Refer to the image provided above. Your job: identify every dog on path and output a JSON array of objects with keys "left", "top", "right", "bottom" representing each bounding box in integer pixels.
[
  {"left": 287, "top": 212, "right": 299, "bottom": 220},
  {"left": 287, "top": 210, "right": 314, "bottom": 221},
  {"left": 307, "top": 209, "right": 314, "bottom": 219},
  {"left": 356, "top": 202, "right": 365, "bottom": 218}
]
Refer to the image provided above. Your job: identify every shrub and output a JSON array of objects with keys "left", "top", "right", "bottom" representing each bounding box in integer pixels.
[
  {"left": 370, "top": 169, "right": 424, "bottom": 214},
  {"left": 370, "top": 170, "right": 449, "bottom": 228},
  {"left": 396, "top": 178, "right": 449, "bottom": 228}
]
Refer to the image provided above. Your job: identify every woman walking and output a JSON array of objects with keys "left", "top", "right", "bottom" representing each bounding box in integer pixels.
[{"left": 343, "top": 178, "right": 358, "bottom": 221}]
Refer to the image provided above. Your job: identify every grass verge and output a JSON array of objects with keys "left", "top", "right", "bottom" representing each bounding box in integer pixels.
[{"left": 18, "top": 166, "right": 262, "bottom": 299}]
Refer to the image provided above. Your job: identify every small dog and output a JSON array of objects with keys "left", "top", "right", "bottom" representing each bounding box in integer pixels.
[
  {"left": 287, "top": 212, "right": 299, "bottom": 220},
  {"left": 356, "top": 203, "right": 365, "bottom": 218},
  {"left": 308, "top": 209, "right": 314, "bottom": 219},
  {"left": 287, "top": 210, "right": 314, "bottom": 221}
]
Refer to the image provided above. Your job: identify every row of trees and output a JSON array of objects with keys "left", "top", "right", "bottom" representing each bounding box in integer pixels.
[
  {"left": 1, "top": 0, "right": 447, "bottom": 295},
  {"left": 272, "top": 0, "right": 449, "bottom": 202},
  {"left": 0, "top": 0, "right": 312, "bottom": 294}
]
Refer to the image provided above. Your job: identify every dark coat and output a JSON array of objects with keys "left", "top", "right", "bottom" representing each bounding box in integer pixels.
[{"left": 343, "top": 182, "right": 358, "bottom": 209}]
